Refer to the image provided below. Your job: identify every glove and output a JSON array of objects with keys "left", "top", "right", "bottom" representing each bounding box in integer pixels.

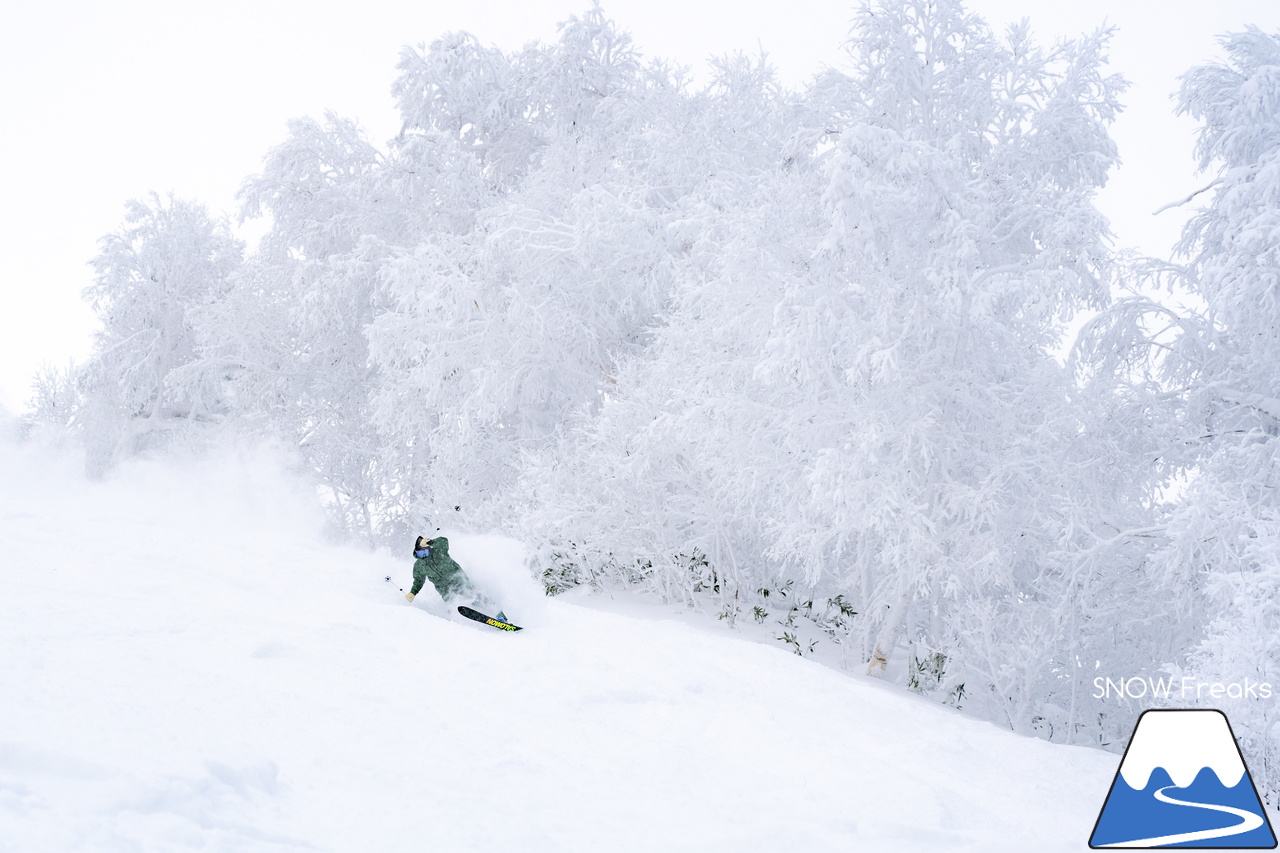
[{"left": 405, "top": 592, "right": 415, "bottom": 602}]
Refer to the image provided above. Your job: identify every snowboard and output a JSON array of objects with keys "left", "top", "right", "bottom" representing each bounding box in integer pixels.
[{"left": 457, "top": 605, "right": 522, "bottom": 632}]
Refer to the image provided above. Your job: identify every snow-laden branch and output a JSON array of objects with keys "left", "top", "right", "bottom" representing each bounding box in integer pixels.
[
  {"left": 1152, "top": 178, "right": 1222, "bottom": 215},
  {"left": 1215, "top": 387, "right": 1280, "bottom": 422}
]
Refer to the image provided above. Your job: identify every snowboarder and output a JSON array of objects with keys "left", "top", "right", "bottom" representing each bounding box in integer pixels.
[{"left": 405, "top": 533, "right": 508, "bottom": 623}]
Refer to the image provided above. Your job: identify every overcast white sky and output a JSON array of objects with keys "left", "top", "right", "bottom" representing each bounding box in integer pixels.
[{"left": 3, "top": 0, "right": 1279, "bottom": 413}]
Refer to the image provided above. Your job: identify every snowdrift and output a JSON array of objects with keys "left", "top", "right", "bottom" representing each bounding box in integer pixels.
[{"left": 0, "top": 436, "right": 1125, "bottom": 851}]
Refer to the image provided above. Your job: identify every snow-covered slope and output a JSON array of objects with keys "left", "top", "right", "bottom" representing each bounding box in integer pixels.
[{"left": 0, "top": 437, "right": 1122, "bottom": 852}]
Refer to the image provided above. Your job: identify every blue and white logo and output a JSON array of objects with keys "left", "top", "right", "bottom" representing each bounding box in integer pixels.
[{"left": 1090, "top": 709, "right": 1277, "bottom": 848}]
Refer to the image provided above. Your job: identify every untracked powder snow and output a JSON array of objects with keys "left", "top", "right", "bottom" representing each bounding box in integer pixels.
[{"left": 0, "top": 434, "right": 1145, "bottom": 851}]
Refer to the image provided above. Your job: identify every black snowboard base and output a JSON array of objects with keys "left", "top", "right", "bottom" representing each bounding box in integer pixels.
[{"left": 457, "top": 605, "right": 522, "bottom": 632}]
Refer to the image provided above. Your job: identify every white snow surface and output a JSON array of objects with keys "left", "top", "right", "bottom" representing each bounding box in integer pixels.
[
  {"left": 0, "top": 436, "right": 1124, "bottom": 852},
  {"left": 1118, "top": 710, "right": 1247, "bottom": 790}
]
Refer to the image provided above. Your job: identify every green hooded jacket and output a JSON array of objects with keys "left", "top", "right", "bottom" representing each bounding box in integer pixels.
[{"left": 410, "top": 536, "right": 471, "bottom": 599}]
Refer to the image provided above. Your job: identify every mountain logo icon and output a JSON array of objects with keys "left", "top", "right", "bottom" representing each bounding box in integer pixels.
[{"left": 1090, "top": 709, "right": 1277, "bottom": 848}]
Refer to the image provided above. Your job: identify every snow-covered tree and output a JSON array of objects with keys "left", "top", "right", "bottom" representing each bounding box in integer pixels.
[
  {"left": 78, "top": 193, "right": 242, "bottom": 471},
  {"left": 210, "top": 7, "right": 663, "bottom": 536},
  {"left": 508, "top": 48, "right": 817, "bottom": 600},
  {"left": 783, "top": 2, "right": 1142, "bottom": 730},
  {"left": 222, "top": 114, "right": 401, "bottom": 540},
  {"left": 514, "top": 0, "right": 1159, "bottom": 741},
  {"left": 1069, "top": 26, "right": 1280, "bottom": 793},
  {"left": 1144, "top": 27, "right": 1280, "bottom": 800},
  {"left": 365, "top": 6, "right": 673, "bottom": 526}
]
